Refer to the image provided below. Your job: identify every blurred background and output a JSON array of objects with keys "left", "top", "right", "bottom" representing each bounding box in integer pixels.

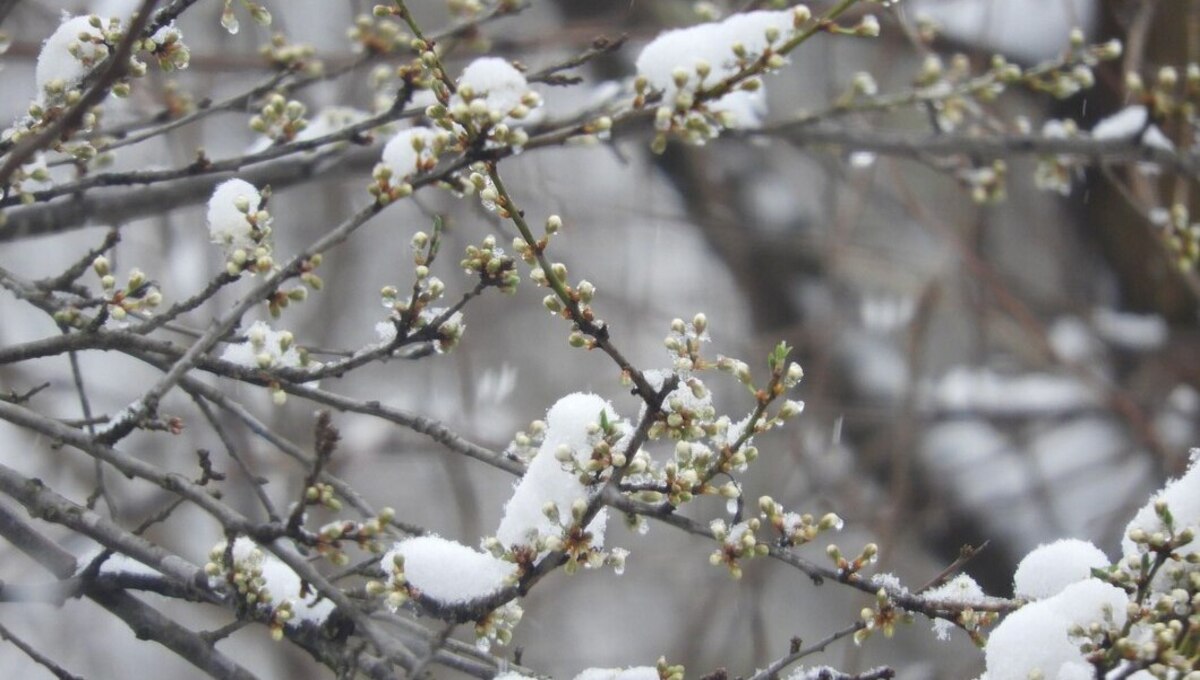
[{"left": 1, "top": 0, "right": 1197, "bottom": 678}]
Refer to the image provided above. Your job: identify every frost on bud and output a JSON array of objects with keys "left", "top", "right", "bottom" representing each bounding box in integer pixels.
[
  {"left": 778, "top": 400, "right": 805, "bottom": 419},
  {"left": 819, "top": 512, "right": 844, "bottom": 531}
]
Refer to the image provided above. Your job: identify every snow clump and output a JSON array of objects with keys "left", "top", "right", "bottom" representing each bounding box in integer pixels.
[
  {"left": 1013, "top": 539, "right": 1110, "bottom": 600},
  {"left": 495, "top": 393, "right": 626, "bottom": 552},
  {"left": 36, "top": 15, "right": 110, "bottom": 97},
  {"left": 380, "top": 127, "right": 446, "bottom": 182},
  {"left": 573, "top": 668, "right": 661, "bottom": 680},
  {"left": 453, "top": 57, "right": 540, "bottom": 122},
  {"left": 207, "top": 537, "right": 335, "bottom": 627},
  {"left": 984, "top": 579, "right": 1128, "bottom": 680},
  {"left": 635, "top": 9, "right": 803, "bottom": 130},
  {"left": 381, "top": 535, "right": 516, "bottom": 604},
  {"left": 206, "top": 178, "right": 272, "bottom": 269}
]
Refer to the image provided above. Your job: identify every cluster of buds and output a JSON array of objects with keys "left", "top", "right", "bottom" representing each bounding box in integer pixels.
[
  {"left": 220, "top": 0, "right": 272, "bottom": 35},
  {"left": 220, "top": 205, "right": 273, "bottom": 276},
  {"left": 505, "top": 419, "right": 547, "bottom": 462},
  {"left": 222, "top": 321, "right": 321, "bottom": 404},
  {"left": 957, "top": 161, "right": 1008, "bottom": 204},
  {"left": 55, "top": 15, "right": 116, "bottom": 86},
  {"left": 473, "top": 601, "right": 524, "bottom": 651},
  {"left": 425, "top": 84, "right": 539, "bottom": 148},
  {"left": 642, "top": 72, "right": 763, "bottom": 152},
  {"left": 759, "top": 496, "right": 843, "bottom": 547},
  {"left": 406, "top": 37, "right": 453, "bottom": 106},
  {"left": 709, "top": 518, "right": 768, "bottom": 579},
  {"left": 576, "top": 114, "right": 614, "bottom": 144},
  {"left": 554, "top": 413, "right": 631, "bottom": 482},
  {"left": 468, "top": 166, "right": 507, "bottom": 214},
  {"left": 827, "top": 541, "right": 880, "bottom": 577},
  {"left": 1156, "top": 202, "right": 1200, "bottom": 272},
  {"left": 378, "top": 297, "right": 465, "bottom": 355},
  {"left": 249, "top": 93, "right": 309, "bottom": 144},
  {"left": 637, "top": 9, "right": 809, "bottom": 152},
  {"left": 1032, "top": 64, "right": 1097, "bottom": 100},
  {"left": 368, "top": 552, "right": 411, "bottom": 611},
  {"left": 7, "top": 156, "right": 52, "bottom": 205},
  {"left": 1032, "top": 118, "right": 1082, "bottom": 196},
  {"left": 648, "top": 378, "right": 717, "bottom": 442},
  {"left": 677, "top": 442, "right": 744, "bottom": 506},
  {"left": 461, "top": 234, "right": 520, "bottom": 294},
  {"left": 542, "top": 500, "right": 605, "bottom": 575},
  {"left": 854, "top": 588, "right": 910, "bottom": 645},
  {"left": 904, "top": 37, "right": 1121, "bottom": 135},
  {"left": 652, "top": 455, "right": 703, "bottom": 505},
  {"left": 349, "top": 12, "right": 405, "bottom": 55},
  {"left": 312, "top": 508, "right": 394, "bottom": 564},
  {"left": 1109, "top": 583, "right": 1199, "bottom": 675},
  {"left": 1127, "top": 63, "right": 1199, "bottom": 120},
  {"left": 509, "top": 214, "right": 554, "bottom": 262},
  {"left": 268, "top": 254, "right": 322, "bottom": 318},
  {"left": 137, "top": 24, "right": 190, "bottom": 73},
  {"left": 92, "top": 257, "right": 162, "bottom": 323},
  {"left": 663, "top": 314, "right": 711, "bottom": 373},
  {"left": 303, "top": 482, "right": 342, "bottom": 512},
  {"left": 372, "top": 127, "right": 451, "bottom": 204},
  {"left": 378, "top": 226, "right": 467, "bottom": 352},
  {"left": 654, "top": 657, "right": 686, "bottom": 680},
  {"left": 13, "top": 100, "right": 101, "bottom": 167},
  {"left": 259, "top": 33, "right": 319, "bottom": 74},
  {"left": 204, "top": 539, "right": 279, "bottom": 612}
]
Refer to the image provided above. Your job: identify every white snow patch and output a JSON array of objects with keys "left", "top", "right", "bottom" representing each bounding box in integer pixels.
[
  {"left": 495, "top": 393, "right": 621, "bottom": 551},
  {"left": 382, "top": 535, "right": 515, "bottom": 604},
  {"left": 1121, "top": 451, "right": 1200, "bottom": 586},
  {"left": 636, "top": 11, "right": 798, "bottom": 128},
  {"left": 909, "top": 0, "right": 1097, "bottom": 63},
  {"left": 573, "top": 668, "right": 660, "bottom": 680},
  {"left": 924, "top": 574, "right": 986, "bottom": 641},
  {"left": 219, "top": 538, "right": 335, "bottom": 626},
  {"left": 221, "top": 321, "right": 312, "bottom": 374},
  {"left": 1092, "top": 308, "right": 1167, "bottom": 351},
  {"left": 37, "top": 15, "right": 110, "bottom": 95},
  {"left": 454, "top": 57, "right": 537, "bottom": 121},
  {"left": 381, "top": 127, "right": 440, "bottom": 181},
  {"left": 1092, "top": 106, "right": 1173, "bottom": 150},
  {"left": 985, "top": 578, "right": 1126, "bottom": 680},
  {"left": 927, "top": 367, "right": 1098, "bottom": 414},
  {"left": 207, "top": 179, "right": 263, "bottom": 251},
  {"left": 1013, "top": 539, "right": 1110, "bottom": 600}
]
